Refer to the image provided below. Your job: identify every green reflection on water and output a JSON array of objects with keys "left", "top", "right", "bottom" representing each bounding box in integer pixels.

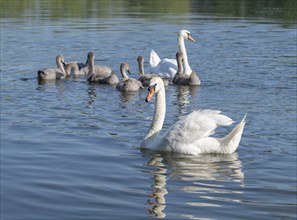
[{"left": 1, "top": 0, "right": 296, "bottom": 25}]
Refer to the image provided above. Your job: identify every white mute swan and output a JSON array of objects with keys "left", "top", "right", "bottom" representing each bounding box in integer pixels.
[
  {"left": 116, "top": 62, "right": 143, "bottom": 92},
  {"left": 173, "top": 51, "right": 201, "bottom": 85},
  {"left": 149, "top": 29, "right": 195, "bottom": 78},
  {"left": 137, "top": 55, "right": 169, "bottom": 87},
  {"left": 141, "top": 77, "right": 246, "bottom": 155},
  {"left": 37, "top": 54, "right": 68, "bottom": 81}
]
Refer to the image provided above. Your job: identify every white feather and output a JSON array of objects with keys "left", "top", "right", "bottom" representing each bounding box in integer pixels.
[{"left": 141, "top": 77, "right": 246, "bottom": 155}]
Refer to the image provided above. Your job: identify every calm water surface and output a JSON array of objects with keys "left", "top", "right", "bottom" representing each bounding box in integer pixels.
[{"left": 1, "top": 1, "right": 296, "bottom": 219}]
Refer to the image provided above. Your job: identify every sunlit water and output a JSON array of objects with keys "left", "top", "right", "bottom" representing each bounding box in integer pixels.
[{"left": 1, "top": 1, "right": 296, "bottom": 219}]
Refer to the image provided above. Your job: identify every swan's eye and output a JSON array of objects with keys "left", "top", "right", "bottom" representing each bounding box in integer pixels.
[{"left": 148, "top": 83, "right": 157, "bottom": 91}]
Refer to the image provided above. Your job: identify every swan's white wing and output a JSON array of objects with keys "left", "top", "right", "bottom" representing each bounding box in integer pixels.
[
  {"left": 149, "top": 51, "right": 178, "bottom": 77},
  {"left": 161, "top": 58, "right": 177, "bottom": 67},
  {"left": 159, "top": 58, "right": 177, "bottom": 78},
  {"left": 160, "top": 110, "right": 234, "bottom": 147},
  {"left": 149, "top": 50, "right": 161, "bottom": 68}
]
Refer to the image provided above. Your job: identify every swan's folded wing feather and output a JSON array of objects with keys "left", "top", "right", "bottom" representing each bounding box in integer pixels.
[
  {"left": 161, "top": 110, "right": 234, "bottom": 146},
  {"left": 160, "top": 58, "right": 177, "bottom": 77},
  {"left": 161, "top": 58, "right": 177, "bottom": 67},
  {"left": 149, "top": 50, "right": 161, "bottom": 68},
  {"left": 94, "top": 66, "right": 112, "bottom": 76},
  {"left": 88, "top": 66, "right": 113, "bottom": 81}
]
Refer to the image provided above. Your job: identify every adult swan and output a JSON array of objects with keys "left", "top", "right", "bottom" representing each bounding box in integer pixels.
[
  {"left": 141, "top": 77, "right": 246, "bottom": 155},
  {"left": 149, "top": 30, "right": 195, "bottom": 78}
]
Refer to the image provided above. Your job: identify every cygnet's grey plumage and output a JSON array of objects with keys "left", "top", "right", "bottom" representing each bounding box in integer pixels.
[
  {"left": 65, "top": 51, "right": 114, "bottom": 79},
  {"left": 137, "top": 55, "right": 169, "bottom": 87},
  {"left": 65, "top": 62, "right": 84, "bottom": 77},
  {"left": 64, "top": 54, "right": 88, "bottom": 77},
  {"left": 88, "top": 70, "right": 119, "bottom": 85},
  {"left": 116, "top": 62, "right": 143, "bottom": 92},
  {"left": 172, "top": 51, "right": 201, "bottom": 86},
  {"left": 86, "top": 52, "right": 119, "bottom": 85},
  {"left": 87, "top": 51, "right": 113, "bottom": 76},
  {"left": 37, "top": 55, "right": 68, "bottom": 81}
]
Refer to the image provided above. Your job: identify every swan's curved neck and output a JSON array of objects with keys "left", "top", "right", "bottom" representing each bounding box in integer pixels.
[
  {"left": 65, "top": 63, "right": 77, "bottom": 76},
  {"left": 57, "top": 59, "right": 66, "bottom": 76},
  {"left": 138, "top": 60, "right": 144, "bottom": 76},
  {"left": 176, "top": 52, "right": 183, "bottom": 76},
  {"left": 143, "top": 88, "right": 166, "bottom": 147},
  {"left": 121, "top": 67, "right": 129, "bottom": 79},
  {"left": 88, "top": 56, "right": 94, "bottom": 75},
  {"left": 178, "top": 36, "right": 192, "bottom": 75}
]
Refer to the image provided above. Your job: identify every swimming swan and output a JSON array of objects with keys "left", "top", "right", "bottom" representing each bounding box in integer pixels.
[
  {"left": 141, "top": 77, "right": 246, "bottom": 155},
  {"left": 65, "top": 51, "right": 105, "bottom": 77},
  {"left": 173, "top": 51, "right": 201, "bottom": 86},
  {"left": 37, "top": 54, "right": 68, "bottom": 81},
  {"left": 137, "top": 55, "right": 169, "bottom": 87},
  {"left": 73, "top": 51, "right": 115, "bottom": 80},
  {"left": 116, "top": 62, "right": 143, "bottom": 92},
  {"left": 149, "top": 29, "right": 195, "bottom": 78},
  {"left": 87, "top": 52, "right": 119, "bottom": 85}
]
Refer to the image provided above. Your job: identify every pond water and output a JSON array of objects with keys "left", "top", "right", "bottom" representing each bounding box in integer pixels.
[{"left": 1, "top": 0, "right": 296, "bottom": 219}]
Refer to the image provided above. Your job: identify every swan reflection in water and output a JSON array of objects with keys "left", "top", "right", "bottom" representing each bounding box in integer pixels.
[
  {"left": 173, "top": 85, "right": 200, "bottom": 115},
  {"left": 146, "top": 155, "right": 168, "bottom": 218},
  {"left": 118, "top": 90, "right": 143, "bottom": 103},
  {"left": 142, "top": 150, "right": 244, "bottom": 219}
]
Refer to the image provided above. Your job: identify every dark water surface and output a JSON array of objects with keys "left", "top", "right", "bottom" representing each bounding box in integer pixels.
[{"left": 1, "top": 1, "right": 296, "bottom": 219}]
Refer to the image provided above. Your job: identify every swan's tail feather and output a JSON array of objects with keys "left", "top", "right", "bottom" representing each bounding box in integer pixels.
[
  {"left": 221, "top": 114, "right": 246, "bottom": 154},
  {"left": 37, "top": 70, "right": 47, "bottom": 80},
  {"left": 38, "top": 70, "right": 44, "bottom": 76}
]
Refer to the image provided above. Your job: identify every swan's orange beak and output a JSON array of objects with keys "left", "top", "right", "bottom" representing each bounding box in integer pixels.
[
  {"left": 145, "top": 86, "right": 155, "bottom": 102},
  {"left": 188, "top": 34, "right": 196, "bottom": 42}
]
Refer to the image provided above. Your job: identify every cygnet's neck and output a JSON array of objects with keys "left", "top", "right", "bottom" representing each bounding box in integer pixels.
[
  {"left": 120, "top": 66, "right": 129, "bottom": 80},
  {"left": 178, "top": 36, "right": 192, "bottom": 75},
  {"left": 88, "top": 56, "right": 95, "bottom": 75},
  {"left": 65, "top": 63, "right": 78, "bottom": 76},
  {"left": 143, "top": 87, "right": 166, "bottom": 146},
  {"left": 57, "top": 58, "right": 66, "bottom": 76},
  {"left": 138, "top": 59, "right": 144, "bottom": 76}
]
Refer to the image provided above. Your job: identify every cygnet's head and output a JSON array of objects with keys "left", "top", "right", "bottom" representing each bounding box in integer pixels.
[
  {"left": 137, "top": 55, "right": 144, "bottom": 63},
  {"left": 120, "top": 62, "right": 130, "bottom": 73},
  {"left": 88, "top": 51, "right": 95, "bottom": 59},
  {"left": 56, "top": 54, "right": 65, "bottom": 63}
]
